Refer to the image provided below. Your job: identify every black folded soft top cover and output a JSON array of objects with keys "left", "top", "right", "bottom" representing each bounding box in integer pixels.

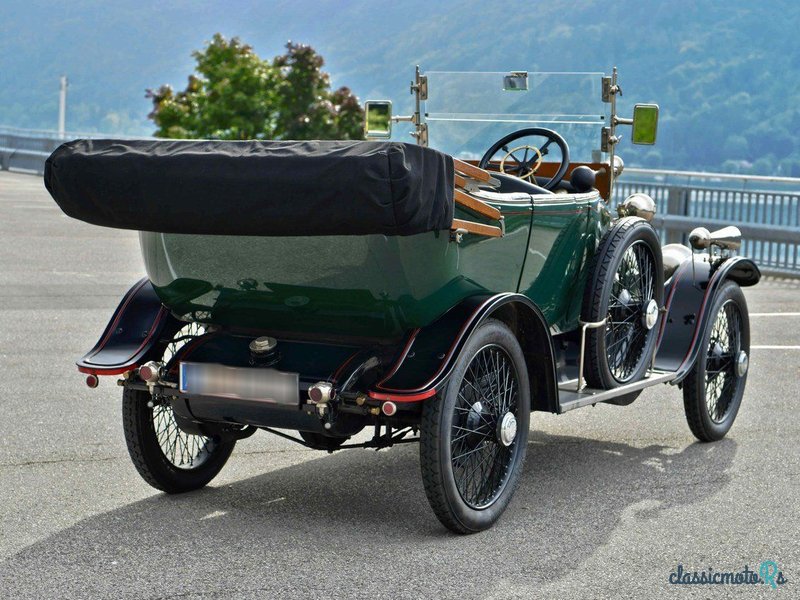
[{"left": 44, "top": 139, "right": 454, "bottom": 236}]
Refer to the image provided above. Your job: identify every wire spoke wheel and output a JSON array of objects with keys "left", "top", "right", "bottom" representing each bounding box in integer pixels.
[
  {"left": 420, "top": 320, "right": 530, "bottom": 534},
  {"left": 450, "top": 345, "right": 519, "bottom": 509},
  {"left": 683, "top": 281, "right": 749, "bottom": 442},
  {"left": 122, "top": 323, "right": 235, "bottom": 493},
  {"left": 605, "top": 241, "right": 657, "bottom": 382},
  {"left": 163, "top": 322, "right": 207, "bottom": 369},
  {"left": 703, "top": 299, "right": 743, "bottom": 423},
  {"left": 582, "top": 218, "right": 664, "bottom": 390},
  {"left": 151, "top": 400, "right": 216, "bottom": 469}
]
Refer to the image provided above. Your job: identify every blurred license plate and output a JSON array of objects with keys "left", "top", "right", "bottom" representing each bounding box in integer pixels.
[{"left": 179, "top": 362, "right": 299, "bottom": 407}]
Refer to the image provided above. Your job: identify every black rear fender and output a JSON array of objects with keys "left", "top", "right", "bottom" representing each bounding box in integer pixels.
[
  {"left": 367, "top": 293, "right": 557, "bottom": 412},
  {"left": 77, "top": 279, "right": 181, "bottom": 376}
]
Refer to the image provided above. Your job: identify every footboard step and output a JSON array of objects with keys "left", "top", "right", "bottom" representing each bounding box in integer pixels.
[{"left": 557, "top": 370, "right": 677, "bottom": 413}]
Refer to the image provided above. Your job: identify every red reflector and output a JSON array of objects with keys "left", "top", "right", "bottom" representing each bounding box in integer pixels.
[
  {"left": 85, "top": 374, "right": 99, "bottom": 389},
  {"left": 381, "top": 401, "right": 397, "bottom": 417},
  {"left": 138, "top": 361, "right": 163, "bottom": 383}
]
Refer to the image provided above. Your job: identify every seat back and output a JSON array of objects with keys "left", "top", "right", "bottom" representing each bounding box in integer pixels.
[{"left": 492, "top": 172, "right": 553, "bottom": 196}]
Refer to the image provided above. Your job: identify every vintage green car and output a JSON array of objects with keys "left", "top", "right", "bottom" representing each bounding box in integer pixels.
[{"left": 45, "top": 68, "right": 759, "bottom": 533}]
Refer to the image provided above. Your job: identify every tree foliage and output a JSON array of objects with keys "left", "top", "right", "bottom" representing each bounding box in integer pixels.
[{"left": 147, "top": 34, "right": 364, "bottom": 140}]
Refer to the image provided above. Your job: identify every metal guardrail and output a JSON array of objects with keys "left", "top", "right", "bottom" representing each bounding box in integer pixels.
[
  {"left": 0, "top": 126, "right": 153, "bottom": 174},
  {"left": 2, "top": 126, "right": 798, "bottom": 276},
  {"left": 614, "top": 169, "right": 800, "bottom": 278},
  {"left": 0, "top": 127, "right": 65, "bottom": 174}
]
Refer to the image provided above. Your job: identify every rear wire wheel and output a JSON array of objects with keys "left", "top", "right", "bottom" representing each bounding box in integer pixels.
[
  {"left": 582, "top": 218, "right": 664, "bottom": 389},
  {"left": 123, "top": 322, "right": 235, "bottom": 493},
  {"left": 683, "top": 281, "right": 749, "bottom": 442},
  {"left": 420, "top": 319, "right": 530, "bottom": 534},
  {"left": 123, "top": 388, "right": 236, "bottom": 493}
]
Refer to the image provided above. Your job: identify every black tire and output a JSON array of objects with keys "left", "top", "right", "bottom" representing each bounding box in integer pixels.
[
  {"left": 582, "top": 217, "right": 664, "bottom": 389},
  {"left": 420, "top": 319, "right": 530, "bottom": 534},
  {"left": 299, "top": 430, "right": 349, "bottom": 452},
  {"left": 122, "top": 388, "right": 236, "bottom": 493},
  {"left": 683, "top": 281, "right": 749, "bottom": 442}
]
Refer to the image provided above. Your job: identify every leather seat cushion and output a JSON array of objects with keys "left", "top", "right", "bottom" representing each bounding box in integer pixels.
[{"left": 491, "top": 172, "right": 553, "bottom": 195}]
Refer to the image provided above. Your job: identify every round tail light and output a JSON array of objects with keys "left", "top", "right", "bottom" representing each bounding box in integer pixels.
[{"left": 138, "top": 362, "right": 162, "bottom": 384}]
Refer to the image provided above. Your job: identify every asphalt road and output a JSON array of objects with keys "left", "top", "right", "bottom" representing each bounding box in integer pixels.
[{"left": 0, "top": 170, "right": 797, "bottom": 599}]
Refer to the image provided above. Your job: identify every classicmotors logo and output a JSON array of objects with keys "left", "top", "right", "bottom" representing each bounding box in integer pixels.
[{"left": 669, "top": 561, "right": 788, "bottom": 589}]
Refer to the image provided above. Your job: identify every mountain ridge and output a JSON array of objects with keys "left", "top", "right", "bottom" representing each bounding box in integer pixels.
[{"left": 2, "top": 0, "right": 798, "bottom": 173}]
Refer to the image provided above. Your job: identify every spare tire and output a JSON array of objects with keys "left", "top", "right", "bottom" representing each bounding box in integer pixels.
[{"left": 581, "top": 217, "right": 664, "bottom": 389}]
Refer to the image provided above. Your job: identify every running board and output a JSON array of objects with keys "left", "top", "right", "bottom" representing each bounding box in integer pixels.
[{"left": 557, "top": 370, "right": 677, "bottom": 413}]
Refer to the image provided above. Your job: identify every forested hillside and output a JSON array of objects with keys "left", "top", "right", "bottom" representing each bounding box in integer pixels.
[{"left": 2, "top": 0, "right": 799, "bottom": 173}]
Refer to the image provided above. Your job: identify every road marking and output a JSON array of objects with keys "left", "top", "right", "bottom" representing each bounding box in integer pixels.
[
  {"left": 751, "top": 345, "right": 800, "bottom": 350},
  {"left": 751, "top": 312, "right": 800, "bottom": 317},
  {"left": 199, "top": 510, "right": 228, "bottom": 520}
]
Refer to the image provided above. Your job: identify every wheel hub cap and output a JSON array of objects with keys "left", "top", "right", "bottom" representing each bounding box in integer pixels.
[
  {"left": 643, "top": 298, "right": 659, "bottom": 330},
  {"left": 735, "top": 350, "right": 749, "bottom": 377},
  {"left": 497, "top": 412, "right": 517, "bottom": 447}
]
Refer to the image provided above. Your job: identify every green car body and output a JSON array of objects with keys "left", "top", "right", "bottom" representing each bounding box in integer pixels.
[{"left": 141, "top": 190, "right": 610, "bottom": 340}]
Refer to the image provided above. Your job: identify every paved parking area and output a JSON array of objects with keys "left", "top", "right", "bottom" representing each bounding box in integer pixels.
[{"left": 0, "top": 170, "right": 797, "bottom": 598}]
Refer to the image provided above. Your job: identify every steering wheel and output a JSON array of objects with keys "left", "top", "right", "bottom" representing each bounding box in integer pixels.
[{"left": 478, "top": 128, "right": 570, "bottom": 191}]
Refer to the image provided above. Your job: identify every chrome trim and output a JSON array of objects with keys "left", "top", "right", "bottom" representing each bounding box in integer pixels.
[
  {"left": 690, "top": 226, "right": 742, "bottom": 252},
  {"left": 644, "top": 299, "right": 659, "bottom": 330},
  {"left": 735, "top": 350, "right": 749, "bottom": 378},
  {"left": 308, "top": 381, "right": 334, "bottom": 404},
  {"left": 249, "top": 336, "right": 277, "bottom": 354},
  {"left": 498, "top": 412, "right": 517, "bottom": 447},
  {"left": 576, "top": 318, "right": 608, "bottom": 392},
  {"left": 618, "top": 192, "right": 656, "bottom": 222},
  {"left": 559, "top": 370, "right": 677, "bottom": 412}
]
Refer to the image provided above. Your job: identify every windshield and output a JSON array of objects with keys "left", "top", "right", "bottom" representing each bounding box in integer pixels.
[{"left": 422, "top": 71, "right": 609, "bottom": 163}]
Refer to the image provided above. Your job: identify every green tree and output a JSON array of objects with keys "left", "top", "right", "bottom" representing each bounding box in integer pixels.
[{"left": 147, "top": 35, "right": 364, "bottom": 140}]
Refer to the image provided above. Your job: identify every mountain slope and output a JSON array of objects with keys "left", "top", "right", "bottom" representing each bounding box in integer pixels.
[{"left": 2, "top": 0, "right": 798, "bottom": 172}]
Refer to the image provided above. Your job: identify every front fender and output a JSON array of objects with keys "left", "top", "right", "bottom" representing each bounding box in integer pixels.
[
  {"left": 77, "top": 278, "right": 180, "bottom": 375},
  {"left": 655, "top": 255, "right": 760, "bottom": 382},
  {"left": 367, "top": 293, "right": 558, "bottom": 411}
]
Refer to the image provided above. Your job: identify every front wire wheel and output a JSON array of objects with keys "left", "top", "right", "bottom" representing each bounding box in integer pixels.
[
  {"left": 605, "top": 242, "right": 656, "bottom": 381},
  {"left": 683, "top": 281, "right": 750, "bottom": 442},
  {"left": 582, "top": 218, "right": 664, "bottom": 389},
  {"left": 420, "top": 320, "right": 530, "bottom": 533}
]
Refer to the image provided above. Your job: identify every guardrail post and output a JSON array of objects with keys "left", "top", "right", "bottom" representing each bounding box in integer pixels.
[{"left": 665, "top": 186, "right": 688, "bottom": 244}]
